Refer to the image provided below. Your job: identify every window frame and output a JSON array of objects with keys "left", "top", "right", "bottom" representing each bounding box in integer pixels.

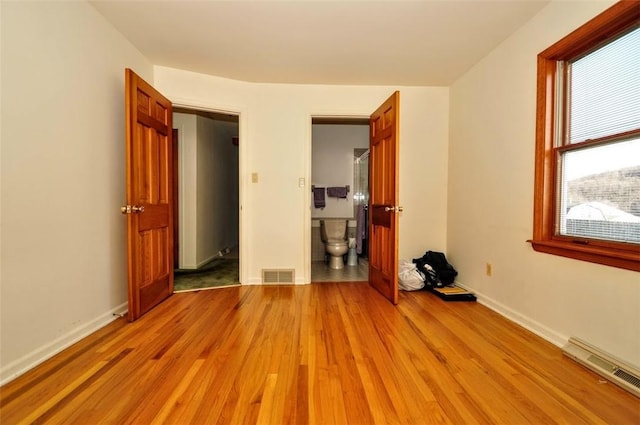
[{"left": 530, "top": 1, "right": 640, "bottom": 272}]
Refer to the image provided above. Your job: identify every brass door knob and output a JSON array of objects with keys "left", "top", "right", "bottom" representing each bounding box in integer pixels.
[
  {"left": 384, "top": 206, "right": 404, "bottom": 213},
  {"left": 120, "top": 205, "right": 145, "bottom": 214}
]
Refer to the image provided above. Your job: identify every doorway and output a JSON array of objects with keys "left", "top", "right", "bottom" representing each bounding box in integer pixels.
[
  {"left": 172, "top": 107, "right": 240, "bottom": 291},
  {"left": 310, "top": 117, "right": 370, "bottom": 282}
]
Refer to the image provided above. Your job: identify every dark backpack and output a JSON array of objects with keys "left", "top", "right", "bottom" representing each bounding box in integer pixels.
[{"left": 413, "top": 251, "right": 458, "bottom": 286}]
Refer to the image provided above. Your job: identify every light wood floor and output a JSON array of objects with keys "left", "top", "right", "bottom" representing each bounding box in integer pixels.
[{"left": 1, "top": 283, "right": 638, "bottom": 424}]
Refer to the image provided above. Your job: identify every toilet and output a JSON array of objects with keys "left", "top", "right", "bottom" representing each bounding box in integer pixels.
[{"left": 320, "top": 219, "right": 349, "bottom": 269}]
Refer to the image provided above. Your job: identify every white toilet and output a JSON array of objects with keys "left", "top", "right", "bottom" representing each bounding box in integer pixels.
[{"left": 320, "top": 219, "right": 349, "bottom": 269}]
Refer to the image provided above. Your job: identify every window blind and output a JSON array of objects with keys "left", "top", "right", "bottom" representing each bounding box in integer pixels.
[
  {"left": 559, "top": 27, "right": 640, "bottom": 244},
  {"left": 568, "top": 27, "right": 640, "bottom": 144}
]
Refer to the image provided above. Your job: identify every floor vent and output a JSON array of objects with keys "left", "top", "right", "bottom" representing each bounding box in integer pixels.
[
  {"left": 614, "top": 368, "right": 640, "bottom": 390},
  {"left": 262, "top": 269, "right": 295, "bottom": 285},
  {"left": 563, "top": 337, "right": 640, "bottom": 398}
]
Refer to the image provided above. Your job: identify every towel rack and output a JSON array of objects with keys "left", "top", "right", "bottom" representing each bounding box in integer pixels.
[{"left": 312, "top": 185, "right": 349, "bottom": 193}]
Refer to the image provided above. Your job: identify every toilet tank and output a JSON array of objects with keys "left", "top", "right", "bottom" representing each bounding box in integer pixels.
[{"left": 320, "top": 219, "right": 348, "bottom": 241}]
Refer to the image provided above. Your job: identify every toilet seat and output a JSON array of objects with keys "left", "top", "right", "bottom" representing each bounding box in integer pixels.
[{"left": 326, "top": 239, "right": 347, "bottom": 247}]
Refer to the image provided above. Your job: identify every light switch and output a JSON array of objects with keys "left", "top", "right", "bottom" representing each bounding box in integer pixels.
[
  {"left": 251, "top": 172, "right": 258, "bottom": 183},
  {"left": 298, "top": 177, "right": 305, "bottom": 188}
]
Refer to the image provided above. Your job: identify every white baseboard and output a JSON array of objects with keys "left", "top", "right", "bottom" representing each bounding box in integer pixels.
[
  {"left": 196, "top": 253, "right": 220, "bottom": 269},
  {"left": 179, "top": 253, "right": 223, "bottom": 271},
  {"left": 0, "top": 302, "right": 128, "bottom": 386},
  {"left": 455, "top": 281, "right": 568, "bottom": 349}
]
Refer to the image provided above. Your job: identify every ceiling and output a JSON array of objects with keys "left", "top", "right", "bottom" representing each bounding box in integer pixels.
[{"left": 91, "top": 0, "right": 548, "bottom": 87}]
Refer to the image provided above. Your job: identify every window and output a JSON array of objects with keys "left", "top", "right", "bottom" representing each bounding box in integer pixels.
[{"left": 531, "top": 2, "right": 640, "bottom": 271}]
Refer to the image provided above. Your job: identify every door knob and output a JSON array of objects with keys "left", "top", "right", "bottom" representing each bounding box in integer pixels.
[
  {"left": 384, "top": 206, "right": 404, "bottom": 213},
  {"left": 120, "top": 205, "right": 145, "bottom": 214}
]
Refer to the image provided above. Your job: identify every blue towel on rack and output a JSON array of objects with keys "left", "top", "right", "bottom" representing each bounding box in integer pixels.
[
  {"left": 327, "top": 186, "right": 348, "bottom": 199},
  {"left": 313, "top": 187, "right": 325, "bottom": 208}
]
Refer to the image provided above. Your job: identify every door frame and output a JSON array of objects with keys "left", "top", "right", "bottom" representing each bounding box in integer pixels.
[
  {"left": 304, "top": 111, "right": 376, "bottom": 284},
  {"left": 171, "top": 99, "right": 248, "bottom": 284},
  {"left": 172, "top": 128, "right": 180, "bottom": 270}
]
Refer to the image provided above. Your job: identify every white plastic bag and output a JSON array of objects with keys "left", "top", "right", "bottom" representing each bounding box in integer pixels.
[{"left": 398, "top": 259, "right": 425, "bottom": 291}]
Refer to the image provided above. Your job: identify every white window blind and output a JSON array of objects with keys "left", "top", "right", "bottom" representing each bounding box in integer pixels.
[{"left": 568, "top": 27, "right": 640, "bottom": 144}]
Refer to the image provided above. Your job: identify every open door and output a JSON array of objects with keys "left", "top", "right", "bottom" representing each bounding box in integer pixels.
[
  {"left": 122, "top": 68, "right": 174, "bottom": 321},
  {"left": 369, "top": 91, "right": 400, "bottom": 304}
]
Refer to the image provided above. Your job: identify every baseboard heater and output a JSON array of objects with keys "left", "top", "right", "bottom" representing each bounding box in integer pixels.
[
  {"left": 261, "top": 269, "right": 295, "bottom": 285},
  {"left": 562, "top": 337, "right": 640, "bottom": 398}
]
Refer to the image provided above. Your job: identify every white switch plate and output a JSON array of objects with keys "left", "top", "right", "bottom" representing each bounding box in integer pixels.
[{"left": 298, "top": 177, "right": 305, "bottom": 187}]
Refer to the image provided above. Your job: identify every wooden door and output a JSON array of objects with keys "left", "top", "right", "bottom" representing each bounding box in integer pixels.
[
  {"left": 369, "top": 92, "right": 400, "bottom": 304},
  {"left": 124, "top": 68, "right": 174, "bottom": 321}
]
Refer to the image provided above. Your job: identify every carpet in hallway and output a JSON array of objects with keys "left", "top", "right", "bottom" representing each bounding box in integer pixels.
[{"left": 174, "top": 258, "right": 239, "bottom": 292}]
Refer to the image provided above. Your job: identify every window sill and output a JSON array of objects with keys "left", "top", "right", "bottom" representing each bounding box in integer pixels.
[{"left": 528, "top": 239, "right": 640, "bottom": 272}]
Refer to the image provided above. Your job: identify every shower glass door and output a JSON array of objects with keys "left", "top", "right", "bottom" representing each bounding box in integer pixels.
[{"left": 354, "top": 149, "right": 369, "bottom": 258}]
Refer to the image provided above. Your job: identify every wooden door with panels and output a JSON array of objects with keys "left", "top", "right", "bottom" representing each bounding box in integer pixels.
[
  {"left": 122, "top": 68, "right": 174, "bottom": 321},
  {"left": 369, "top": 91, "right": 401, "bottom": 304}
]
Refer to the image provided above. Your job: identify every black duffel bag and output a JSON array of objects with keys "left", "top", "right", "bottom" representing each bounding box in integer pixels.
[{"left": 413, "top": 250, "right": 458, "bottom": 286}]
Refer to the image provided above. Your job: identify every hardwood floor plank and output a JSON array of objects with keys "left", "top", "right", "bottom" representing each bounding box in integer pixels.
[
  {"left": 295, "top": 364, "right": 309, "bottom": 425},
  {"left": 335, "top": 288, "right": 391, "bottom": 425},
  {"left": 0, "top": 324, "right": 124, "bottom": 409},
  {"left": 16, "top": 361, "right": 109, "bottom": 425},
  {"left": 1, "top": 283, "right": 639, "bottom": 424},
  {"left": 151, "top": 358, "right": 206, "bottom": 424}
]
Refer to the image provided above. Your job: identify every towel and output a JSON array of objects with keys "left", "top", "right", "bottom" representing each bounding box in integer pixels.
[
  {"left": 327, "top": 186, "right": 348, "bottom": 199},
  {"left": 313, "top": 187, "right": 325, "bottom": 209}
]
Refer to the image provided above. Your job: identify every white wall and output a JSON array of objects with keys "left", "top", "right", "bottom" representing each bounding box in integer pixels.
[
  {"left": 0, "top": 2, "right": 153, "bottom": 383},
  {"left": 154, "top": 67, "right": 450, "bottom": 284},
  {"left": 448, "top": 0, "right": 639, "bottom": 367},
  {"left": 173, "top": 113, "right": 198, "bottom": 268},
  {"left": 196, "top": 116, "right": 239, "bottom": 266},
  {"left": 218, "top": 121, "right": 241, "bottom": 253},
  {"left": 311, "top": 124, "right": 369, "bottom": 219},
  {"left": 174, "top": 114, "right": 239, "bottom": 269}
]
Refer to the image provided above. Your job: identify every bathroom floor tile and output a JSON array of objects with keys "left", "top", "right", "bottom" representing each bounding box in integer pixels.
[{"left": 311, "top": 259, "right": 369, "bottom": 282}]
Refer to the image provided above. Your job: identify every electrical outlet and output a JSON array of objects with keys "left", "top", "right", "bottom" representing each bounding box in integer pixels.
[{"left": 486, "top": 263, "right": 493, "bottom": 277}]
